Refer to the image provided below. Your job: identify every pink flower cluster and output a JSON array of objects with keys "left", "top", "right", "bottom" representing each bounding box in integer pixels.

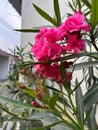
[{"left": 31, "top": 11, "right": 90, "bottom": 82}]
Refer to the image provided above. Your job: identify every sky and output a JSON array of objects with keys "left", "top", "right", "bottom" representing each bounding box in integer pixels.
[{"left": 0, "top": 0, "right": 21, "bottom": 52}]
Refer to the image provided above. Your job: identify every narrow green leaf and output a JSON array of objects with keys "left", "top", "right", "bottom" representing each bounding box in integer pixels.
[
  {"left": 84, "top": 107, "right": 93, "bottom": 125},
  {"left": 53, "top": 0, "right": 61, "bottom": 25},
  {"left": 23, "top": 89, "right": 38, "bottom": 99},
  {"left": 3, "top": 122, "right": 9, "bottom": 130},
  {"left": 70, "top": 79, "right": 84, "bottom": 94},
  {"left": 20, "top": 121, "right": 26, "bottom": 130},
  {"left": 29, "top": 121, "right": 62, "bottom": 130},
  {"left": 60, "top": 62, "right": 66, "bottom": 80},
  {"left": 68, "top": 2, "right": 76, "bottom": 12},
  {"left": 81, "top": 0, "right": 91, "bottom": 9},
  {"left": 90, "top": 0, "right": 98, "bottom": 30},
  {"left": 76, "top": 0, "right": 81, "bottom": 10},
  {"left": 0, "top": 108, "right": 2, "bottom": 128},
  {"left": 11, "top": 122, "right": 17, "bottom": 130},
  {"left": 50, "top": 93, "right": 59, "bottom": 109},
  {"left": 15, "top": 29, "right": 39, "bottom": 33},
  {"left": 82, "top": 83, "right": 98, "bottom": 110},
  {"left": 86, "top": 105, "right": 97, "bottom": 129},
  {"left": 0, "top": 96, "right": 34, "bottom": 109},
  {"left": 33, "top": 4, "right": 58, "bottom": 26},
  {"left": 67, "top": 61, "right": 98, "bottom": 72},
  {"left": 75, "top": 79, "right": 84, "bottom": 125}
]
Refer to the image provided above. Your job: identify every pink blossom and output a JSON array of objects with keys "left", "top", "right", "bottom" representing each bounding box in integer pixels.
[
  {"left": 44, "top": 27, "right": 62, "bottom": 43},
  {"left": 66, "top": 34, "right": 85, "bottom": 53},
  {"left": 32, "top": 28, "right": 63, "bottom": 61},
  {"left": 35, "top": 28, "right": 48, "bottom": 41},
  {"left": 34, "top": 62, "right": 72, "bottom": 83},
  {"left": 59, "top": 11, "right": 90, "bottom": 38},
  {"left": 32, "top": 38, "right": 49, "bottom": 61}
]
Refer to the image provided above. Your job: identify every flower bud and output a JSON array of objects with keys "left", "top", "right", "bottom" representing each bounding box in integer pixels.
[
  {"left": 19, "top": 84, "right": 26, "bottom": 89},
  {"left": 31, "top": 101, "right": 40, "bottom": 108}
]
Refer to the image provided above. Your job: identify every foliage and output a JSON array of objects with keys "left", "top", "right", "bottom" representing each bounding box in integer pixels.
[{"left": 0, "top": 0, "right": 98, "bottom": 130}]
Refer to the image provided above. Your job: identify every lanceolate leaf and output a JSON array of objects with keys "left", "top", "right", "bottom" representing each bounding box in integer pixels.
[
  {"left": 82, "top": 83, "right": 98, "bottom": 110},
  {"left": 0, "top": 96, "right": 34, "bottom": 109},
  {"left": 15, "top": 29, "right": 39, "bottom": 33},
  {"left": 86, "top": 106, "right": 98, "bottom": 129},
  {"left": 53, "top": 0, "right": 61, "bottom": 25},
  {"left": 75, "top": 79, "right": 84, "bottom": 125},
  {"left": 90, "top": 0, "right": 98, "bottom": 30},
  {"left": 29, "top": 121, "right": 62, "bottom": 130},
  {"left": 33, "top": 4, "right": 58, "bottom": 26},
  {"left": 67, "top": 60, "right": 98, "bottom": 71},
  {"left": 81, "top": 0, "right": 91, "bottom": 9},
  {"left": 0, "top": 108, "right": 2, "bottom": 128},
  {"left": 50, "top": 93, "right": 59, "bottom": 109}
]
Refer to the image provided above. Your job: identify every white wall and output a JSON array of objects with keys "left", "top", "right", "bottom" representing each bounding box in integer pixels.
[{"left": 0, "top": 56, "right": 9, "bottom": 80}]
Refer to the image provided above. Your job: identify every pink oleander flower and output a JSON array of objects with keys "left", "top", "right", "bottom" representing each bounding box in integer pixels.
[
  {"left": 35, "top": 27, "right": 62, "bottom": 42},
  {"left": 34, "top": 62, "right": 72, "bottom": 83},
  {"left": 32, "top": 38, "right": 49, "bottom": 61},
  {"left": 61, "top": 11, "right": 90, "bottom": 34},
  {"left": 32, "top": 28, "right": 63, "bottom": 61},
  {"left": 66, "top": 34, "right": 85, "bottom": 53},
  {"left": 35, "top": 28, "right": 48, "bottom": 41}
]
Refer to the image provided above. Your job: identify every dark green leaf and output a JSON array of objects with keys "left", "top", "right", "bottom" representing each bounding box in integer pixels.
[
  {"left": 33, "top": 4, "right": 58, "bottom": 26},
  {"left": 0, "top": 108, "right": 2, "bottom": 128},
  {"left": 70, "top": 79, "right": 84, "bottom": 94},
  {"left": 11, "top": 122, "right": 17, "bottom": 130},
  {"left": 82, "top": 83, "right": 98, "bottom": 110},
  {"left": 68, "top": 61, "right": 98, "bottom": 72},
  {"left": 20, "top": 121, "right": 26, "bottom": 130},
  {"left": 50, "top": 93, "right": 59, "bottom": 109},
  {"left": 90, "top": 0, "right": 98, "bottom": 30},
  {"left": 0, "top": 96, "right": 34, "bottom": 109},
  {"left": 68, "top": 2, "right": 76, "bottom": 12},
  {"left": 75, "top": 79, "right": 84, "bottom": 125},
  {"left": 23, "top": 89, "right": 38, "bottom": 99},
  {"left": 60, "top": 62, "right": 66, "bottom": 80},
  {"left": 86, "top": 105, "right": 97, "bottom": 129},
  {"left": 81, "top": 0, "right": 91, "bottom": 9},
  {"left": 76, "top": 0, "right": 81, "bottom": 10},
  {"left": 29, "top": 121, "right": 62, "bottom": 130},
  {"left": 53, "top": 0, "right": 61, "bottom": 25},
  {"left": 15, "top": 29, "right": 39, "bottom": 33}
]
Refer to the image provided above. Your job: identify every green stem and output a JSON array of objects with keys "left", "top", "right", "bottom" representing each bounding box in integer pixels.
[{"left": 56, "top": 103, "right": 82, "bottom": 129}]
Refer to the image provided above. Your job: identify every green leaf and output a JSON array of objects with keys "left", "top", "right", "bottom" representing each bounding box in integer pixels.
[
  {"left": 60, "top": 62, "right": 66, "bottom": 80},
  {"left": 0, "top": 96, "right": 35, "bottom": 109},
  {"left": 75, "top": 79, "right": 84, "bottom": 125},
  {"left": 23, "top": 89, "right": 38, "bottom": 99},
  {"left": 70, "top": 79, "right": 84, "bottom": 94},
  {"left": 33, "top": 3, "right": 58, "bottom": 26},
  {"left": 0, "top": 107, "right": 2, "bottom": 128},
  {"left": 50, "top": 93, "right": 59, "bottom": 109},
  {"left": 76, "top": 0, "right": 81, "bottom": 10},
  {"left": 11, "top": 122, "right": 17, "bottom": 130},
  {"left": 68, "top": 60, "right": 98, "bottom": 71},
  {"left": 53, "top": 0, "right": 61, "bottom": 25},
  {"left": 86, "top": 105, "right": 97, "bottom": 129},
  {"left": 90, "top": 0, "right": 98, "bottom": 30},
  {"left": 29, "top": 121, "right": 62, "bottom": 130},
  {"left": 15, "top": 29, "right": 39, "bottom": 33},
  {"left": 20, "top": 121, "right": 26, "bottom": 130},
  {"left": 81, "top": 0, "right": 91, "bottom": 9},
  {"left": 82, "top": 83, "right": 98, "bottom": 110}
]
